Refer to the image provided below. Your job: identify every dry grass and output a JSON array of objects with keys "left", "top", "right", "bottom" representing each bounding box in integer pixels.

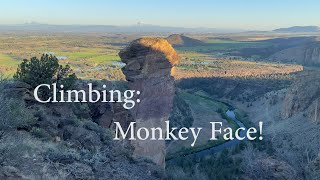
[{"left": 174, "top": 59, "right": 303, "bottom": 80}]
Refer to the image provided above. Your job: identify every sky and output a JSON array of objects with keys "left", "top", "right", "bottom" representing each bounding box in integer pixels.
[{"left": 0, "top": 0, "right": 319, "bottom": 30}]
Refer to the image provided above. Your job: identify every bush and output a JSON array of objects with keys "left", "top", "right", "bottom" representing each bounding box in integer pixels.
[
  {"left": 0, "top": 94, "right": 36, "bottom": 130},
  {"left": 30, "top": 127, "right": 51, "bottom": 139},
  {"left": 0, "top": 76, "right": 36, "bottom": 130},
  {"left": 45, "top": 146, "right": 81, "bottom": 164},
  {"left": 13, "top": 54, "right": 77, "bottom": 98},
  {"left": 167, "top": 149, "right": 243, "bottom": 180}
]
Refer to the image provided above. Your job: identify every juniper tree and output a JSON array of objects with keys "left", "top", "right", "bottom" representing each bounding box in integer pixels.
[{"left": 14, "top": 54, "right": 77, "bottom": 97}]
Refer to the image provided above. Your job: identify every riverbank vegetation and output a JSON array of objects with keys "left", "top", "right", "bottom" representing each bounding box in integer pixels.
[
  {"left": 166, "top": 138, "right": 276, "bottom": 179},
  {"left": 166, "top": 90, "right": 240, "bottom": 160}
]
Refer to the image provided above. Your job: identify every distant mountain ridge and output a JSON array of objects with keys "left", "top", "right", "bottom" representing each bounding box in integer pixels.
[
  {"left": 273, "top": 26, "right": 320, "bottom": 32},
  {"left": 0, "top": 23, "right": 244, "bottom": 33}
]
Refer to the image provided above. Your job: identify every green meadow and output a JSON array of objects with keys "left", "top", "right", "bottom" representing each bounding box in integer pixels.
[
  {"left": 0, "top": 54, "right": 20, "bottom": 66},
  {"left": 86, "top": 55, "right": 120, "bottom": 64}
]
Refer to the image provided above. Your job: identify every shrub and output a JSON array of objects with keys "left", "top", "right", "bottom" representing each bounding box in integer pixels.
[
  {"left": 0, "top": 76, "right": 36, "bottom": 130},
  {"left": 13, "top": 54, "right": 77, "bottom": 98},
  {"left": 30, "top": 127, "right": 51, "bottom": 139},
  {"left": 45, "top": 146, "right": 81, "bottom": 164},
  {"left": 0, "top": 73, "right": 7, "bottom": 93},
  {"left": 0, "top": 87, "right": 36, "bottom": 130}
]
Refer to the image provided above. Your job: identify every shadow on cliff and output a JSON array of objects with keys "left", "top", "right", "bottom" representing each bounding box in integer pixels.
[{"left": 176, "top": 76, "right": 292, "bottom": 102}]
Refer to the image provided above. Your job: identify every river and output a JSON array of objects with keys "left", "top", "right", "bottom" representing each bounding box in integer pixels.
[{"left": 166, "top": 109, "right": 247, "bottom": 163}]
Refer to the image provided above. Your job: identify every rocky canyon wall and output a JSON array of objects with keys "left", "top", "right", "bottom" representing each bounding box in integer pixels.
[{"left": 270, "top": 41, "right": 320, "bottom": 66}]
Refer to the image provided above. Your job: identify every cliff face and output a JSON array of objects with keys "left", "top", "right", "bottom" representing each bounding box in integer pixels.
[
  {"left": 119, "top": 38, "right": 179, "bottom": 166},
  {"left": 281, "top": 71, "right": 320, "bottom": 120},
  {"left": 269, "top": 42, "right": 320, "bottom": 66}
]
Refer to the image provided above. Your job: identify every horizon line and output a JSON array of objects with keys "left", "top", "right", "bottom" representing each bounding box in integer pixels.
[{"left": 0, "top": 22, "right": 319, "bottom": 32}]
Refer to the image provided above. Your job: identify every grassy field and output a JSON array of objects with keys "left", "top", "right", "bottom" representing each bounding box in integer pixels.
[
  {"left": 0, "top": 54, "right": 21, "bottom": 76},
  {"left": 0, "top": 54, "right": 20, "bottom": 66},
  {"left": 57, "top": 51, "right": 98, "bottom": 61},
  {"left": 86, "top": 55, "right": 120, "bottom": 64},
  {"left": 0, "top": 34, "right": 124, "bottom": 80},
  {"left": 179, "top": 52, "right": 209, "bottom": 58},
  {"left": 174, "top": 57, "right": 303, "bottom": 80}
]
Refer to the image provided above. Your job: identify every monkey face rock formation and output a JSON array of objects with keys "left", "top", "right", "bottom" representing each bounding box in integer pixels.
[{"left": 119, "top": 38, "right": 179, "bottom": 166}]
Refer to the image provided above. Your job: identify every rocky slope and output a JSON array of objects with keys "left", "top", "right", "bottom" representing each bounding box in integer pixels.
[
  {"left": 119, "top": 38, "right": 179, "bottom": 167},
  {"left": 0, "top": 80, "right": 161, "bottom": 180},
  {"left": 239, "top": 69, "right": 320, "bottom": 178},
  {"left": 269, "top": 41, "right": 320, "bottom": 66}
]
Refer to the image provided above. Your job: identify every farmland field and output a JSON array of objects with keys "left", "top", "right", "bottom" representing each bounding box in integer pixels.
[
  {"left": 0, "top": 32, "right": 303, "bottom": 81},
  {"left": 0, "top": 53, "right": 20, "bottom": 76},
  {"left": 0, "top": 33, "right": 124, "bottom": 79},
  {"left": 0, "top": 54, "right": 19, "bottom": 66}
]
